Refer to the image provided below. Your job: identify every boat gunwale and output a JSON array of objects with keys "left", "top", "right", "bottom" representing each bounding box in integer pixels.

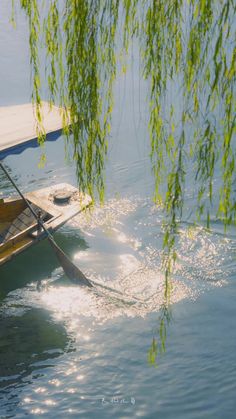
[{"left": 0, "top": 183, "right": 92, "bottom": 266}]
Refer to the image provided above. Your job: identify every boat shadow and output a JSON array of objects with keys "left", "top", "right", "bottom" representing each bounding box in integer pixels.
[{"left": 0, "top": 230, "right": 89, "bottom": 297}]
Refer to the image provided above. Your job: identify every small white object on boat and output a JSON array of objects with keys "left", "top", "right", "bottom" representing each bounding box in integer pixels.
[{"left": 0, "top": 102, "right": 91, "bottom": 267}]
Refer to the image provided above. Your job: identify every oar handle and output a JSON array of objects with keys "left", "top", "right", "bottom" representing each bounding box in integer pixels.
[{"left": 0, "top": 161, "right": 52, "bottom": 238}]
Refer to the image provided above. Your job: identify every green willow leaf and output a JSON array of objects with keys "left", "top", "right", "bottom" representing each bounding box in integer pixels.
[{"left": 12, "top": 0, "right": 236, "bottom": 309}]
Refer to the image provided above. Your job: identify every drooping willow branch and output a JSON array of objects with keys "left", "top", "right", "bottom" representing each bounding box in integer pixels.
[{"left": 13, "top": 0, "right": 236, "bottom": 298}]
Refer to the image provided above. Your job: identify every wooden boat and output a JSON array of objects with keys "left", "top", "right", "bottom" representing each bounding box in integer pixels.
[{"left": 0, "top": 183, "right": 92, "bottom": 266}]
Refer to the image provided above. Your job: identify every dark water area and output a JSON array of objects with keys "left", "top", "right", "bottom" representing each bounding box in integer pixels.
[{"left": 1, "top": 2, "right": 236, "bottom": 418}]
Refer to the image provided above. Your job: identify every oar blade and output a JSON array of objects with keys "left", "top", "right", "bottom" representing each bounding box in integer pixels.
[
  {"left": 48, "top": 237, "right": 93, "bottom": 287},
  {"left": 0, "top": 161, "right": 92, "bottom": 286}
]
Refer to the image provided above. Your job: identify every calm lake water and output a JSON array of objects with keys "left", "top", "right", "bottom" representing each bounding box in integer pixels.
[{"left": 1, "top": 2, "right": 236, "bottom": 418}]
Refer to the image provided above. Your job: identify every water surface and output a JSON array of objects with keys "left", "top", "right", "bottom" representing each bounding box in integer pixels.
[{"left": 0, "top": 2, "right": 236, "bottom": 418}]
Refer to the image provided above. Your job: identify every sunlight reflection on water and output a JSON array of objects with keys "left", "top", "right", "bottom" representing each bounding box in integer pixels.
[
  {"left": 0, "top": 197, "right": 234, "bottom": 419},
  {"left": 1, "top": 197, "right": 230, "bottom": 338}
]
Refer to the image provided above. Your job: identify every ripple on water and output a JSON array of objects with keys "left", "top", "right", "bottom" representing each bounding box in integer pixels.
[
  {"left": 1, "top": 198, "right": 232, "bottom": 330},
  {"left": 0, "top": 197, "right": 235, "bottom": 419}
]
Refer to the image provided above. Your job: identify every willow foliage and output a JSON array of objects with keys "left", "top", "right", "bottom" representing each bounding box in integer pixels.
[{"left": 14, "top": 1, "right": 235, "bottom": 292}]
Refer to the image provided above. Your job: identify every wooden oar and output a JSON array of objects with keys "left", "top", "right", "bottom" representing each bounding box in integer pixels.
[{"left": 0, "top": 161, "right": 93, "bottom": 287}]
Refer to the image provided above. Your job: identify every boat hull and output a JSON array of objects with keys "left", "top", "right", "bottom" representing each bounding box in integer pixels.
[{"left": 0, "top": 183, "right": 91, "bottom": 266}]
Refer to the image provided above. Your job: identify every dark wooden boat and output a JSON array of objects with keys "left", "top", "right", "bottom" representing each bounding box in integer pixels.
[{"left": 0, "top": 183, "right": 92, "bottom": 266}]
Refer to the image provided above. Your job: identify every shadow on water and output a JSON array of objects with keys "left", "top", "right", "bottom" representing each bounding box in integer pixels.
[
  {"left": 0, "top": 229, "right": 89, "bottom": 298},
  {"left": 0, "top": 309, "right": 71, "bottom": 386},
  {"left": 0, "top": 308, "right": 73, "bottom": 415}
]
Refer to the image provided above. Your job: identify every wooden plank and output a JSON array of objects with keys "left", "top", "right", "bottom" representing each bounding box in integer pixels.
[
  {"left": 0, "top": 183, "right": 92, "bottom": 266},
  {"left": 0, "top": 222, "right": 11, "bottom": 237},
  {"left": 0, "top": 102, "right": 64, "bottom": 153},
  {"left": 0, "top": 236, "right": 35, "bottom": 265},
  {"left": 47, "top": 196, "right": 91, "bottom": 231},
  {"left": 0, "top": 198, "right": 25, "bottom": 223},
  {"left": 25, "top": 183, "right": 92, "bottom": 218},
  {"left": 0, "top": 222, "right": 38, "bottom": 252},
  {"left": 25, "top": 191, "right": 61, "bottom": 217},
  {"left": 0, "top": 221, "right": 54, "bottom": 265}
]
